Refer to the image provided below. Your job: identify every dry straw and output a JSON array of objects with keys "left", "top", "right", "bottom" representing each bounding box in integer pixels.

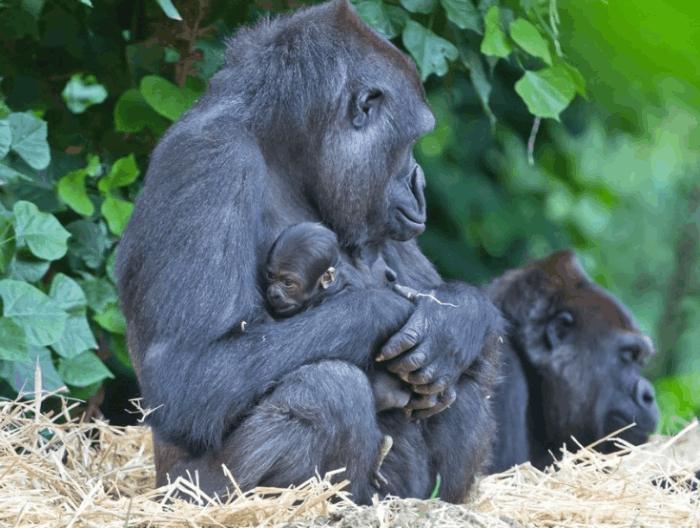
[{"left": 0, "top": 373, "right": 698, "bottom": 527}]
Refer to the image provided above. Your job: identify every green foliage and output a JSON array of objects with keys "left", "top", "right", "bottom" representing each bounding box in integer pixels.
[
  {"left": 353, "top": 0, "right": 584, "bottom": 120},
  {"left": 0, "top": 0, "right": 696, "bottom": 433}
]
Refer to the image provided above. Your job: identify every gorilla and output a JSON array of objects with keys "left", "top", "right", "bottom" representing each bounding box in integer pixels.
[
  {"left": 264, "top": 222, "right": 366, "bottom": 317},
  {"left": 484, "top": 251, "right": 659, "bottom": 473},
  {"left": 115, "top": 0, "right": 503, "bottom": 505}
]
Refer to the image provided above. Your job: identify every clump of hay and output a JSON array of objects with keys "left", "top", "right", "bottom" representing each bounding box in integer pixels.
[{"left": 0, "top": 383, "right": 698, "bottom": 527}]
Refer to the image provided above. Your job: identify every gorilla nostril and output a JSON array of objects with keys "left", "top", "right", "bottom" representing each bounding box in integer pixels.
[{"left": 635, "top": 378, "right": 656, "bottom": 409}]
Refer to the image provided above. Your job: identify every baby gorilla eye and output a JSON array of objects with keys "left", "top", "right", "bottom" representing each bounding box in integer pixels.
[{"left": 283, "top": 278, "right": 295, "bottom": 287}]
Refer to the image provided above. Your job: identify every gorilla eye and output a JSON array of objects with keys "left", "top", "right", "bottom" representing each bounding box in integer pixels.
[
  {"left": 621, "top": 347, "right": 639, "bottom": 364},
  {"left": 266, "top": 271, "right": 275, "bottom": 282},
  {"left": 283, "top": 278, "right": 295, "bottom": 287}
]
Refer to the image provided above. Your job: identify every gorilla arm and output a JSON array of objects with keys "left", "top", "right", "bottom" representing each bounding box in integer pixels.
[{"left": 378, "top": 240, "right": 504, "bottom": 418}]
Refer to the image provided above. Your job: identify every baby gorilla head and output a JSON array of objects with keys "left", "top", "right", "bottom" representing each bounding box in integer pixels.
[{"left": 265, "top": 222, "right": 342, "bottom": 316}]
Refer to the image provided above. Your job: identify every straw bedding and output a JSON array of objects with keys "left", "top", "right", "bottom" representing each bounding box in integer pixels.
[{"left": 1, "top": 387, "right": 698, "bottom": 528}]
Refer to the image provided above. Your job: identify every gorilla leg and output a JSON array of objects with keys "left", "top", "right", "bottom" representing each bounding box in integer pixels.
[
  {"left": 423, "top": 376, "right": 496, "bottom": 503},
  {"left": 156, "top": 360, "right": 384, "bottom": 504}
]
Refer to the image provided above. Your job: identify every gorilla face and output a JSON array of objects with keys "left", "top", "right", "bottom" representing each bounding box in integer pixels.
[
  {"left": 311, "top": 30, "right": 435, "bottom": 247},
  {"left": 512, "top": 252, "right": 659, "bottom": 451}
]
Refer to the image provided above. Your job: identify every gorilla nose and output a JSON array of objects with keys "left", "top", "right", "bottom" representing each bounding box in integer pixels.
[
  {"left": 634, "top": 378, "right": 660, "bottom": 423},
  {"left": 411, "top": 166, "right": 426, "bottom": 211}
]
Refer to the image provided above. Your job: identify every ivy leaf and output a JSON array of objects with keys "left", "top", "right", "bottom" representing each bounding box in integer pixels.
[
  {"left": 49, "top": 273, "right": 87, "bottom": 312},
  {"left": 0, "top": 214, "right": 14, "bottom": 273},
  {"left": 97, "top": 154, "right": 140, "bottom": 193},
  {"left": 460, "top": 46, "right": 496, "bottom": 129},
  {"left": 56, "top": 168, "right": 95, "bottom": 216},
  {"left": 140, "top": 76, "right": 198, "bottom": 121},
  {"left": 480, "top": 6, "right": 512, "bottom": 58},
  {"left": 79, "top": 276, "right": 118, "bottom": 313},
  {"left": 66, "top": 220, "right": 111, "bottom": 270},
  {"left": 51, "top": 312, "right": 97, "bottom": 359},
  {"left": 0, "top": 345, "right": 65, "bottom": 394},
  {"left": 559, "top": 60, "right": 588, "bottom": 99},
  {"left": 355, "top": 1, "right": 404, "bottom": 39},
  {"left": 440, "top": 0, "right": 481, "bottom": 34},
  {"left": 101, "top": 194, "right": 134, "bottom": 236},
  {"left": 13, "top": 201, "right": 70, "bottom": 260},
  {"left": 8, "top": 252, "right": 49, "bottom": 283},
  {"left": 61, "top": 74, "right": 108, "bottom": 114},
  {"left": 0, "top": 317, "right": 30, "bottom": 362},
  {"left": 514, "top": 66, "right": 576, "bottom": 120},
  {"left": 0, "top": 279, "right": 68, "bottom": 347},
  {"left": 402, "top": 21, "right": 458, "bottom": 82},
  {"left": 0, "top": 119, "right": 11, "bottom": 159},
  {"left": 93, "top": 304, "right": 127, "bottom": 334},
  {"left": 509, "top": 18, "right": 552, "bottom": 65},
  {"left": 114, "top": 88, "right": 169, "bottom": 134},
  {"left": 154, "top": 0, "right": 182, "bottom": 20},
  {"left": 7, "top": 112, "right": 50, "bottom": 170},
  {"left": 57, "top": 350, "right": 114, "bottom": 387},
  {"left": 400, "top": 0, "right": 437, "bottom": 14}
]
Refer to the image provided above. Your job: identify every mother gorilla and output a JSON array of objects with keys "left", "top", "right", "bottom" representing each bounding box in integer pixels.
[{"left": 116, "top": 0, "right": 502, "bottom": 504}]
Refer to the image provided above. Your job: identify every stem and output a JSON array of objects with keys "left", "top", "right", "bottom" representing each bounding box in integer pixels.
[{"left": 527, "top": 117, "right": 541, "bottom": 166}]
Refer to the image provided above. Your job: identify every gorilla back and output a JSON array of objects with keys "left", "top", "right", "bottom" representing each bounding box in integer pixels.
[
  {"left": 485, "top": 251, "right": 659, "bottom": 473},
  {"left": 116, "top": 0, "right": 502, "bottom": 504}
]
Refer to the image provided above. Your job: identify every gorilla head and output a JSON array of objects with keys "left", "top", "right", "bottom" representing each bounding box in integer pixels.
[
  {"left": 487, "top": 251, "right": 659, "bottom": 471},
  {"left": 219, "top": 1, "right": 433, "bottom": 248}
]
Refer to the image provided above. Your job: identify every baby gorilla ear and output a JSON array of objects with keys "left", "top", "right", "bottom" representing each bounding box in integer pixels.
[{"left": 320, "top": 267, "right": 336, "bottom": 289}]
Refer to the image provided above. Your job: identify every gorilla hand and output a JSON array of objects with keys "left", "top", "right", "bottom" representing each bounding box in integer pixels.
[{"left": 376, "top": 284, "right": 502, "bottom": 420}]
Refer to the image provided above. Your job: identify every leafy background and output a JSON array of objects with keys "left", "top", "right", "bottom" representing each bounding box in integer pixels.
[{"left": 0, "top": 0, "right": 698, "bottom": 433}]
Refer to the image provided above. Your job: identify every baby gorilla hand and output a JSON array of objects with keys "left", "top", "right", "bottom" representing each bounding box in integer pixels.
[{"left": 370, "top": 370, "right": 411, "bottom": 412}]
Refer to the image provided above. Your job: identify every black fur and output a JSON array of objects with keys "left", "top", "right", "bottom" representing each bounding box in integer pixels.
[
  {"left": 485, "top": 251, "right": 659, "bottom": 473},
  {"left": 116, "top": 0, "right": 503, "bottom": 504}
]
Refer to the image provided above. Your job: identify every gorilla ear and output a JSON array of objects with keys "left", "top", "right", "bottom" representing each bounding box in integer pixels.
[
  {"left": 321, "top": 267, "right": 336, "bottom": 289},
  {"left": 546, "top": 311, "right": 575, "bottom": 349},
  {"left": 351, "top": 89, "right": 383, "bottom": 128}
]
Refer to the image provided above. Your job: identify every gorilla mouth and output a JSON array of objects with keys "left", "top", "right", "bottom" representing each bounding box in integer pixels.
[
  {"left": 397, "top": 206, "right": 426, "bottom": 229},
  {"left": 604, "top": 412, "right": 654, "bottom": 443}
]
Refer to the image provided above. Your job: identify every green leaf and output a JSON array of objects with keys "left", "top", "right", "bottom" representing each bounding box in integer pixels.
[
  {"left": 460, "top": 46, "right": 496, "bottom": 128},
  {"left": 400, "top": 0, "right": 437, "bottom": 14},
  {"left": 66, "top": 220, "right": 111, "bottom": 269},
  {"left": 105, "top": 250, "right": 117, "bottom": 284},
  {"left": 79, "top": 276, "right": 118, "bottom": 313},
  {"left": 402, "top": 21, "right": 458, "bottom": 82},
  {"left": 0, "top": 279, "right": 68, "bottom": 347},
  {"left": 0, "top": 214, "right": 14, "bottom": 273},
  {"left": 559, "top": 60, "right": 588, "bottom": 99},
  {"left": 440, "top": 0, "right": 481, "bottom": 34},
  {"left": 510, "top": 18, "right": 551, "bottom": 65},
  {"left": 480, "top": 6, "right": 512, "bottom": 58},
  {"left": 48, "top": 273, "right": 87, "bottom": 312},
  {"left": 140, "top": 76, "right": 198, "bottom": 121},
  {"left": 57, "top": 350, "right": 113, "bottom": 387},
  {"left": 514, "top": 66, "right": 576, "bottom": 120},
  {"left": 7, "top": 112, "right": 50, "bottom": 170},
  {"left": 155, "top": 0, "right": 182, "bottom": 20},
  {"left": 0, "top": 119, "right": 11, "bottom": 158},
  {"left": 51, "top": 312, "right": 97, "bottom": 359},
  {"left": 56, "top": 168, "right": 95, "bottom": 216},
  {"left": 0, "top": 162, "right": 33, "bottom": 184},
  {"left": 98, "top": 154, "right": 140, "bottom": 193},
  {"left": 0, "top": 345, "right": 64, "bottom": 394},
  {"left": 77, "top": 0, "right": 93, "bottom": 6},
  {"left": 61, "top": 74, "right": 108, "bottom": 114},
  {"left": 93, "top": 304, "right": 127, "bottom": 334},
  {"left": 12, "top": 201, "right": 70, "bottom": 260},
  {"left": 101, "top": 194, "right": 134, "bottom": 236},
  {"left": 114, "top": 89, "right": 169, "bottom": 134},
  {"left": 0, "top": 317, "right": 30, "bottom": 361},
  {"left": 8, "top": 252, "right": 49, "bottom": 283},
  {"left": 355, "top": 1, "right": 403, "bottom": 39}
]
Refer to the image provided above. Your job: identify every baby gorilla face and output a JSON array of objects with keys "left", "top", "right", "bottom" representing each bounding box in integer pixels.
[{"left": 265, "top": 265, "right": 336, "bottom": 316}]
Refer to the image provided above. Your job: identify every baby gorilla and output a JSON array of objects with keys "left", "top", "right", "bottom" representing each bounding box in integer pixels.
[{"left": 264, "top": 222, "right": 355, "bottom": 316}]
